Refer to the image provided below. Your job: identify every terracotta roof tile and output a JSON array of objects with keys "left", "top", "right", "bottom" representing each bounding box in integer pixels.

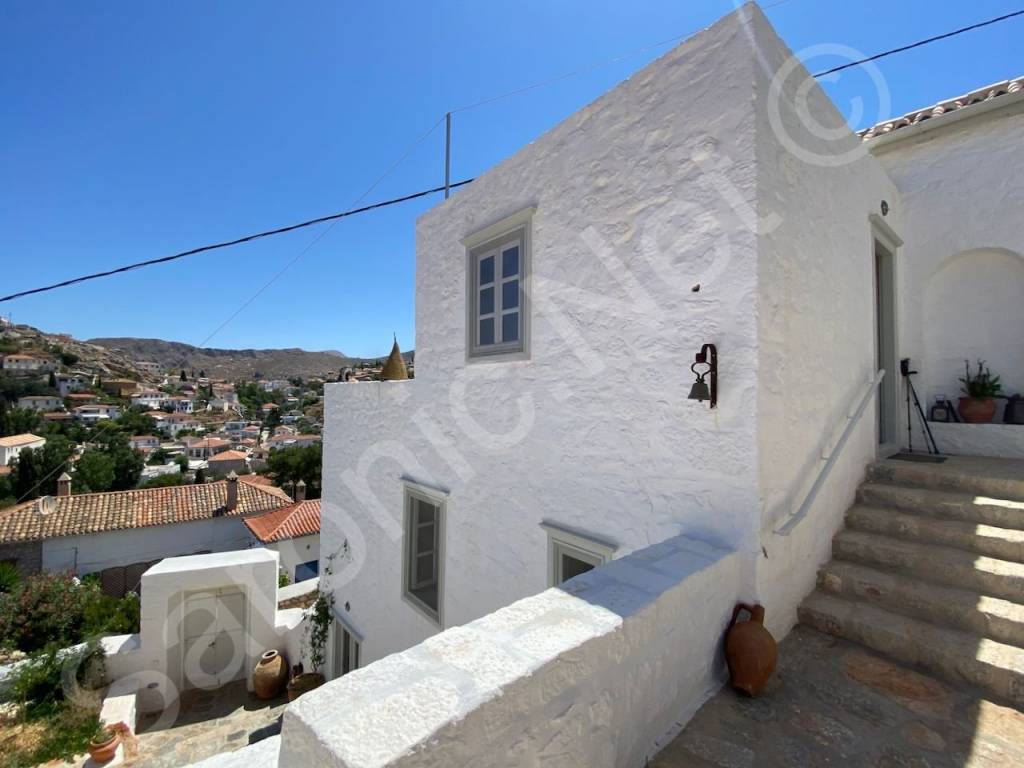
[
  {"left": 860, "top": 75, "right": 1024, "bottom": 140},
  {"left": 208, "top": 450, "right": 248, "bottom": 462},
  {"left": 0, "top": 434, "right": 44, "bottom": 448},
  {"left": 0, "top": 479, "right": 292, "bottom": 544},
  {"left": 244, "top": 499, "right": 321, "bottom": 543}
]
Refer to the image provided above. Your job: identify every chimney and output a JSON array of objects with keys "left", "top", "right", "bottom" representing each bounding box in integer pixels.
[
  {"left": 56, "top": 472, "right": 72, "bottom": 497},
  {"left": 226, "top": 471, "right": 238, "bottom": 511},
  {"left": 294, "top": 479, "right": 306, "bottom": 502}
]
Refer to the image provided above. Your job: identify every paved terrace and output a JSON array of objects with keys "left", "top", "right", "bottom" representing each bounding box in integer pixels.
[{"left": 653, "top": 626, "right": 1024, "bottom": 768}]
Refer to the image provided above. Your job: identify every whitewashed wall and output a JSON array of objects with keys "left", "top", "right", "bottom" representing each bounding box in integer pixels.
[
  {"left": 871, "top": 101, "right": 1024, "bottom": 430},
  {"left": 322, "top": 7, "right": 767, "bottom": 666},
  {"left": 262, "top": 533, "right": 320, "bottom": 583},
  {"left": 278, "top": 536, "right": 741, "bottom": 768},
  {"left": 42, "top": 517, "right": 254, "bottom": 575},
  {"left": 747, "top": 9, "right": 902, "bottom": 636}
]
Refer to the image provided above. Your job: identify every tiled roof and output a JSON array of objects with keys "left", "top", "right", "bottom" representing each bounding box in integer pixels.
[
  {"left": 0, "top": 479, "right": 293, "bottom": 544},
  {"left": 244, "top": 499, "right": 321, "bottom": 543},
  {"left": 208, "top": 449, "right": 248, "bottom": 462},
  {"left": 860, "top": 76, "right": 1024, "bottom": 140},
  {"left": 239, "top": 474, "right": 275, "bottom": 487},
  {"left": 0, "top": 433, "right": 44, "bottom": 448}
]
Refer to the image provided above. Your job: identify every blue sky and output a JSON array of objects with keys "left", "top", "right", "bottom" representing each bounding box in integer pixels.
[{"left": 1, "top": 1, "right": 1021, "bottom": 357}]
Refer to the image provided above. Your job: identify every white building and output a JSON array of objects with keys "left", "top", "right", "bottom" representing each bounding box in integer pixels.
[
  {"left": 55, "top": 373, "right": 90, "bottom": 397},
  {"left": 16, "top": 395, "right": 63, "bottom": 412},
  {"left": 72, "top": 403, "right": 121, "bottom": 423},
  {"left": 152, "top": 412, "right": 201, "bottom": 437},
  {"left": 0, "top": 433, "right": 46, "bottom": 467},
  {"left": 131, "top": 390, "right": 172, "bottom": 410},
  {"left": 1, "top": 354, "right": 57, "bottom": 372},
  {"left": 244, "top": 494, "right": 321, "bottom": 583},
  {"left": 128, "top": 435, "right": 161, "bottom": 452},
  {"left": 184, "top": 7, "right": 1024, "bottom": 768}
]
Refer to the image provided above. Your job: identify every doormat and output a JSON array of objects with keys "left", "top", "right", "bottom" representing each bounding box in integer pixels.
[{"left": 890, "top": 452, "right": 947, "bottom": 463}]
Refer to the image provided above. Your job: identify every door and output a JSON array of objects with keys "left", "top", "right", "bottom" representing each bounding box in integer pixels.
[
  {"left": 332, "top": 619, "right": 360, "bottom": 680},
  {"left": 874, "top": 237, "right": 899, "bottom": 452},
  {"left": 182, "top": 587, "right": 247, "bottom": 690}
]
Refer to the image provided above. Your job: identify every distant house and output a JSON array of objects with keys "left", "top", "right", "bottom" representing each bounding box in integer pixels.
[
  {"left": 0, "top": 433, "right": 46, "bottom": 467},
  {"left": 66, "top": 392, "right": 99, "bottom": 406},
  {"left": 206, "top": 449, "right": 248, "bottom": 477},
  {"left": 42, "top": 412, "right": 74, "bottom": 424},
  {"left": 152, "top": 412, "right": 201, "bottom": 437},
  {"left": 172, "top": 396, "right": 195, "bottom": 414},
  {"left": 134, "top": 361, "right": 163, "bottom": 375},
  {"left": 261, "top": 380, "right": 290, "bottom": 393},
  {"left": 223, "top": 420, "right": 248, "bottom": 433},
  {"left": 241, "top": 425, "right": 261, "bottom": 439},
  {"left": 17, "top": 395, "right": 63, "bottom": 412},
  {"left": 1, "top": 354, "right": 57, "bottom": 372},
  {"left": 261, "top": 403, "right": 279, "bottom": 413},
  {"left": 131, "top": 390, "right": 172, "bottom": 410},
  {"left": 72, "top": 403, "right": 121, "bottom": 424},
  {"left": 185, "top": 436, "right": 232, "bottom": 460},
  {"left": 100, "top": 378, "right": 138, "bottom": 397},
  {"left": 266, "top": 433, "right": 321, "bottom": 451},
  {"left": 0, "top": 473, "right": 292, "bottom": 586},
  {"left": 128, "top": 435, "right": 161, "bottom": 452},
  {"left": 244, "top": 491, "right": 320, "bottom": 582},
  {"left": 55, "top": 373, "right": 90, "bottom": 397}
]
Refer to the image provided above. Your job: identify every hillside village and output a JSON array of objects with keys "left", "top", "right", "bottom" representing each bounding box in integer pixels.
[{"left": 0, "top": 321, "right": 413, "bottom": 593}]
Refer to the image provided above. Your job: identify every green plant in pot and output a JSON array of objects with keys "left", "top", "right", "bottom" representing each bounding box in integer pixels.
[
  {"left": 87, "top": 722, "right": 120, "bottom": 765},
  {"left": 959, "top": 359, "right": 1002, "bottom": 423},
  {"left": 288, "top": 552, "right": 336, "bottom": 702}
]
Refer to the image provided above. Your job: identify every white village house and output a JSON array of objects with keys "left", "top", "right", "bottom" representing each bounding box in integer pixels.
[
  {"left": 88, "top": 5, "right": 1018, "bottom": 767},
  {"left": 0, "top": 433, "right": 45, "bottom": 467}
]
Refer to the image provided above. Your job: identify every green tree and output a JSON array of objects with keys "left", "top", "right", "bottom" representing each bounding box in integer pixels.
[
  {"left": 180, "top": 369, "right": 187, "bottom": 382},
  {"left": 265, "top": 443, "right": 322, "bottom": 498},
  {"left": 89, "top": 433, "right": 143, "bottom": 491},
  {"left": 74, "top": 450, "right": 116, "bottom": 493},
  {"left": 47, "top": 371, "right": 57, "bottom": 389},
  {"left": 113, "top": 408, "right": 157, "bottom": 437},
  {"left": 10, "top": 436, "right": 74, "bottom": 502},
  {"left": 0, "top": 402, "right": 41, "bottom": 437},
  {"left": 139, "top": 473, "right": 184, "bottom": 488}
]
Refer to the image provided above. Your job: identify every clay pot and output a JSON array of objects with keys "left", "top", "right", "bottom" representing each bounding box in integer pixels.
[
  {"left": 724, "top": 603, "right": 777, "bottom": 697},
  {"left": 958, "top": 397, "right": 997, "bottom": 424},
  {"left": 87, "top": 730, "right": 120, "bottom": 765},
  {"left": 286, "top": 672, "right": 325, "bottom": 702},
  {"left": 254, "top": 649, "right": 288, "bottom": 700}
]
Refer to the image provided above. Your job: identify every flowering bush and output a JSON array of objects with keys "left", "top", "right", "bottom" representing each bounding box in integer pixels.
[{"left": 0, "top": 573, "right": 140, "bottom": 652}]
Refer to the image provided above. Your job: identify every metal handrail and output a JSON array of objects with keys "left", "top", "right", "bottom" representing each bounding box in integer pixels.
[{"left": 774, "top": 369, "right": 886, "bottom": 536}]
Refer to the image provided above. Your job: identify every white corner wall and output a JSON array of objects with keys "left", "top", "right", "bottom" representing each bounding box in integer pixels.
[
  {"left": 747, "top": 6, "right": 903, "bottom": 637},
  {"left": 322, "top": 4, "right": 765, "bottom": 668},
  {"left": 278, "top": 536, "right": 741, "bottom": 768}
]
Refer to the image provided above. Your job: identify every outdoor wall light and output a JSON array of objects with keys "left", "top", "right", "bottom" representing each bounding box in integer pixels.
[{"left": 688, "top": 343, "right": 717, "bottom": 409}]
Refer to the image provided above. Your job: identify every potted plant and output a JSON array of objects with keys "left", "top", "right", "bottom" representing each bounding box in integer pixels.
[
  {"left": 87, "top": 722, "right": 120, "bottom": 765},
  {"left": 287, "top": 593, "right": 329, "bottom": 701},
  {"left": 959, "top": 359, "right": 1002, "bottom": 423}
]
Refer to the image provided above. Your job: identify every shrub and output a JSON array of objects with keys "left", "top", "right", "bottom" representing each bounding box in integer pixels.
[
  {"left": 0, "top": 573, "right": 88, "bottom": 652},
  {"left": 83, "top": 591, "right": 140, "bottom": 636},
  {"left": 0, "top": 561, "right": 19, "bottom": 593}
]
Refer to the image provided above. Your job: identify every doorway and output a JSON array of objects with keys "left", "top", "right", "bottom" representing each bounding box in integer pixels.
[
  {"left": 182, "top": 587, "right": 247, "bottom": 690},
  {"left": 874, "top": 236, "right": 899, "bottom": 453}
]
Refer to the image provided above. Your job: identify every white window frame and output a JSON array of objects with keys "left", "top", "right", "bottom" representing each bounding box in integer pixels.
[
  {"left": 331, "top": 614, "right": 362, "bottom": 680},
  {"left": 402, "top": 482, "right": 447, "bottom": 626},
  {"left": 540, "top": 521, "right": 617, "bottom": 587},
  {"left": 463, "top": 207, "right": 534, "bottom": 361}
]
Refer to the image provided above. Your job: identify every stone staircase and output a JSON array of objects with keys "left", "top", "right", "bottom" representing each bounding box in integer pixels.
[{"left": 798, "top": 455, "right": 1024, "bottom": 707}]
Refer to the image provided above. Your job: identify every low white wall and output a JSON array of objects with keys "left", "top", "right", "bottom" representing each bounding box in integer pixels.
[
  {"left": 277, "top": 535, "right": 742, "bottom": 768},
  {"left": 930, "top": 422, "right": 1024, "bottom": 459},
  {"left": 265, "top": 534, "right": 320, "bottom": 583}
]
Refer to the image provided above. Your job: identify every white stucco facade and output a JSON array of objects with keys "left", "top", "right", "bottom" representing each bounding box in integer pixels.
[{"left": 868, "top": 96, "right": 1024, "bottom": 442}]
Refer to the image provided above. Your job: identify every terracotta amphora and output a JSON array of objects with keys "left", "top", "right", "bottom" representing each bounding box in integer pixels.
[
  {"left": 724, "top": 603, "right": 777, "bottom": 697},
  {"left": 254, "top": 649, "right": 289, "bottom": 700}
]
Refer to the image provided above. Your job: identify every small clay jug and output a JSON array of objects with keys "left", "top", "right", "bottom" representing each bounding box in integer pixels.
[{"left": 724, "top": 603, "right": 777, "bottom": 697}]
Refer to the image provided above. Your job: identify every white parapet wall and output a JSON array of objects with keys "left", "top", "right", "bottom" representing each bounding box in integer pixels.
[{"left": 256, "top": 535, "right": 742, "bottom": 768}]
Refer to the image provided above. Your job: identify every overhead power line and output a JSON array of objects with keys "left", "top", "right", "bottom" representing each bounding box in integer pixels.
[
  {"left": 812, "top": 8, "right": 1024, "bottom": 77},
  {"left": 3, "top": 6, "right": 1022, "bottom": 305},
  {"left": 0, "top": 179, "right": 473, "bottom": 304}
]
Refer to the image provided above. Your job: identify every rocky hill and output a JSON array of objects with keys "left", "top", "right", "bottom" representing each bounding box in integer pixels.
[{"left": 87, "top": 337, "right": 410, "bottom": 381}]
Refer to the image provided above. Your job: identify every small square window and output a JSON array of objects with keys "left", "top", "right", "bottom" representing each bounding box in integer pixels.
[
  {"left": 541, "top": 522, "right": 616, "bottom": 587},
  {"left": 466, "top": 214, "right": 530, "bottom": 360}
]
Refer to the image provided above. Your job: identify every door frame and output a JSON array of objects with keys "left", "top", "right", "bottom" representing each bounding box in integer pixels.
[{"left": 871, "top": 215, "right": 903, "bottom": 457}]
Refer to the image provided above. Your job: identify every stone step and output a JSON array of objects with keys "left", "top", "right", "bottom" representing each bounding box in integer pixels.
[
  {"left": 799, "top": 592, "right": 1024, "bottom": 706},
  {"left": 868, "top": 456, "right": 1024, "bottom": 502},
  {"left": 858, "top": 482, "right": 1024, "bottom": 530},
  {"left": 846, "top": 505, "right": 1024, "bottom": 563},
  {"left": 818, "top": 560, "right": 1024, "bottom": 648},
  {"left": 832, "top": 530, "right": 1024, "bottom": 602}
]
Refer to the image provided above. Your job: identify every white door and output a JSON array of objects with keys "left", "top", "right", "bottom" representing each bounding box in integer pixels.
[
  {"left": 874, "top": 236, "right": 900, "bottom": 454},
  {"left": 182, "top": 587, "right": 247, "bottom": 690}
]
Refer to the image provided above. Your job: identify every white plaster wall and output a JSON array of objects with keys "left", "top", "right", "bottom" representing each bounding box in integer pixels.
[
  {"left": 928, "top": 422, "right": 1024, "bottom": 459},
  {"left": 747, "top": 7, "right": 903, "bottom": 637},
  {"left": 279, "top": 536, "right": 741, "bottom": 768},
  {"left": 41, "top": 517, "right": 255, "bottom": 575},
  {"left": 870, "top": 102, "right": 1024, "bottom": 439},
  {"left": 263, "top": 534, "right": 320, "bottom": 583},
  {"left": 322, "top": 7, "right": 765, "bottom": 667}
]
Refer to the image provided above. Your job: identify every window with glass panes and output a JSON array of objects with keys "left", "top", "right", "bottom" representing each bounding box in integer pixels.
[
  {"left": 403, "top": 487, "right": 444, "bottom": 623},
  {"left": 470, "top": 231, "right": 525, "bottom": 357}
]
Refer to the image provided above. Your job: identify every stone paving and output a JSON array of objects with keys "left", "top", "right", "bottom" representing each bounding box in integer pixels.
[
  {"left": 651, "top": 625, "right": 1024, "bottom": 768},
  {"left": 124, "top": 681, "right": 288, "bottom": 768}
]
